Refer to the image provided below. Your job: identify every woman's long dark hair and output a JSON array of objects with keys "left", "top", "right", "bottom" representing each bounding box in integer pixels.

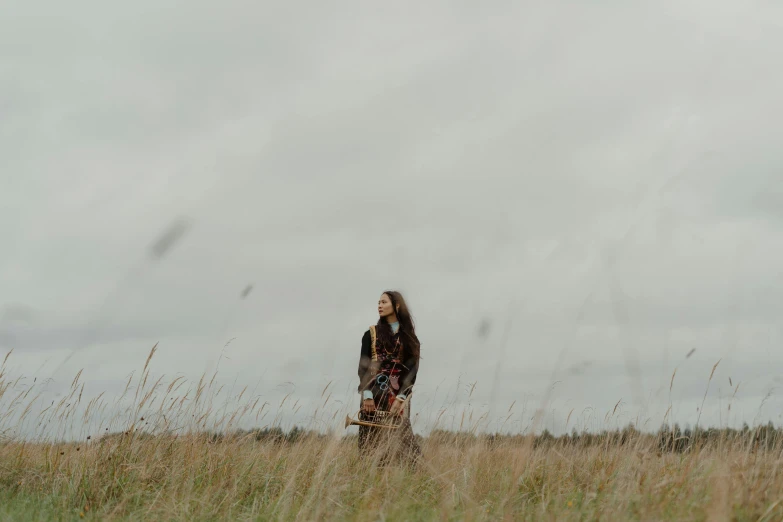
[{"left": 376, "top": 290, "right": 421, "bottom": 361}]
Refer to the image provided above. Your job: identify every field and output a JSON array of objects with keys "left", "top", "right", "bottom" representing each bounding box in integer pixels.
[
  {"left": 3, "top": 428, "right": 783, "bottom": 520},
  {"left": 2, "top": 350, "right": 783, "bottom": 521}
]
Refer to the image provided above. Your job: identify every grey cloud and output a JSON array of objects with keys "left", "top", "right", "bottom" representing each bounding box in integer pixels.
[
  {"left": 3, "top": 0, "right": 783, "bottom": 435},
  {"left": 0, "top": 321, "right": 185, "bottom": 353}
]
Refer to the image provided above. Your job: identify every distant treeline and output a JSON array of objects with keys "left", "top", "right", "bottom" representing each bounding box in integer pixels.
[
  {"left": 427, "top": 422, "right": 783, "bottom": 453},
  {"left": 97, "top": 422, "right": 783, "bottom": 453}
]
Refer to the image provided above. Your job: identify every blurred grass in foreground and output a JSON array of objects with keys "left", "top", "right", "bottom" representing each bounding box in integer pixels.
[
  {"left": 2, "top": 348, "right": 783, "bottom": 521},
  {"left": 2, "top": 430, "right": 783, "bottom": 521}
]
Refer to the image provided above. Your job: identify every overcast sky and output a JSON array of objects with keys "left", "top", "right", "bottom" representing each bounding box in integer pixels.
[{"left": 2, "top": 1, "right": 783, "bottom": 437}]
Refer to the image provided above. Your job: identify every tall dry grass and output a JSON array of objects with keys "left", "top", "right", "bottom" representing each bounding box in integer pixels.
[
  {"left": 4, "top": 428, "right": 783, "bottom": 520},
  {"left": 2, "top": 347, "right": 783, "bottom": 521}
]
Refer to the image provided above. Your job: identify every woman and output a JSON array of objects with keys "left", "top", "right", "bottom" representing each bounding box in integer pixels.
[{"left": 356, "top": 290, "right": 422, "bottom": 464}]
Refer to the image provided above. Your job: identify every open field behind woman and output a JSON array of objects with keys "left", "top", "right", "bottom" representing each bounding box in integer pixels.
[
  {"left": 2, "top": 424, "right": 783, "bottom": 521},
  {"left": 2, "top": 349, "right": 782, "bottom": 521}
]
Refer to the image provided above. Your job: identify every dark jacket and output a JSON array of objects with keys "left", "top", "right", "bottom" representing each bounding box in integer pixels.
[{"left": 357, "top": 329, "right": 419, "bottom": 398}]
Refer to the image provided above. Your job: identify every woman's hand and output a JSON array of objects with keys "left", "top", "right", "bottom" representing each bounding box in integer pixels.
[
  {"left": 389, "top": 397, "right": 405, "bottom": 416},
  {"left": 362, "top": 398, "right": 376, "bottom": 413}
]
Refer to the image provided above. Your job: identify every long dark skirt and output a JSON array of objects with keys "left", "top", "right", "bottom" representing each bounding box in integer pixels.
[{"left": 357, "top": 398, "right": 421, "bottom": 466}]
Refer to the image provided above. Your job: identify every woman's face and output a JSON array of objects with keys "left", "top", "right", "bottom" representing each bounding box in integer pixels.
[{"left": 378, "top": 294, "right": 395, "bottom": 318}]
